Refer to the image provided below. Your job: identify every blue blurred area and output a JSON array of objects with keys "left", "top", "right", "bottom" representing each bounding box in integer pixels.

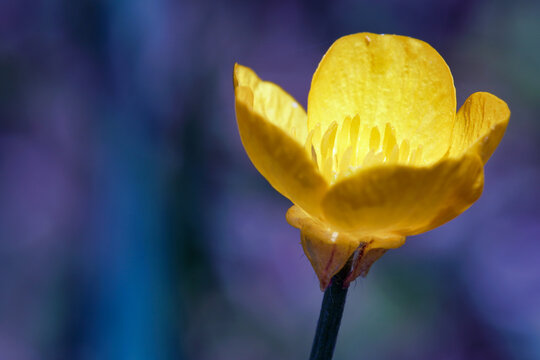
[{"left": 1, "top": 0, "right": 539, "bottom": 359}]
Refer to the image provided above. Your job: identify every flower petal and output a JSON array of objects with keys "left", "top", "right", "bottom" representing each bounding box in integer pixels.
[
  {"left": 234, "top": 64, "right": 328, "bottom": 215},
  {"left": 321, "top": 154, "right": 484, "bottom": 237},
  {"left": 448, "top": 92, "right": 510, "bottom": 163},
  {"left": 234, "top": 64, "right": 309, "bottom": 142},
  {"left": 308, "top": 33, "right": 456, "bottom": 163}
]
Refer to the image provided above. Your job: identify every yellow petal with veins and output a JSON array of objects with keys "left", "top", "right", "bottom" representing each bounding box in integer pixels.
[
  {"left": 234, "top": 64, "right": 328, "bottom": 215},
  {"left": 448, "top": 92, "right": 510, "bottom": 163},
  {"left": 308, "top": 33, "right": 456, "bottom": 163},
  {"left": 321, "top": 153, "right": 484, "bottom": 236}
]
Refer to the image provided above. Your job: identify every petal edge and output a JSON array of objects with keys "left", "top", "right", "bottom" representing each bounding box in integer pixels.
[
  {"left": 234, "top": 65, "right": 328, "bottom": 216},
  {"left": 449, "top": 92, "right": 510, "bottom": 163},
  {"left": 321, "top": 154, "right": 484, "bottom": 236}
]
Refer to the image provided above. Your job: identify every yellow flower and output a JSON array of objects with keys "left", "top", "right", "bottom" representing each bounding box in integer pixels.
[{"left": 233, "top": 33, "right": 510, "bottom": 290}]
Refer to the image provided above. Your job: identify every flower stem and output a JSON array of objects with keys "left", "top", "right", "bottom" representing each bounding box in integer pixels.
[{"left": 309, "top": 259, "right": 352, "bottom": 360}]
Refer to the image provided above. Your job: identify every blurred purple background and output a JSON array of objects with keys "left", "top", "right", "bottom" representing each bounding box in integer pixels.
[{"left": 1, "top": 0, "right": 539, "bottom": 359}]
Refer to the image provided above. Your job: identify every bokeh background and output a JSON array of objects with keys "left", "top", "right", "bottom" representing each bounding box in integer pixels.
[{"left": 1, "top": 0, "right": 539, "bottom": 359}]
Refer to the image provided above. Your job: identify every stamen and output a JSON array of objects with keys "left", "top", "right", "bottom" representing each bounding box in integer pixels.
[
  {"left": 382, "top": 123, "right": 397, "bottom": 159},
  {"left": 349, "top": 115, "right": 360, "bottom": 146},
  {"left": 321, "top": 121, "right": 338, "bottom": 162},
  {"left": 311, "top": 145, "right": 318, "bottom": 168},
  {"left": 363, "top": 150, "right": 376, "bottom": 167},
  {"left": 363, "top": 150, "right": 384, "bottom": 167},
  {"left": 339, "top": 146, "right": 353, "bottom": 174},
  {"left": 357, "top": 123, "right": 370, "bottom": 160},
  {"left": 311, "top": 123, "right": 322, "bottom": 167},
  {"left": 388, "top": 144, "right": 399, "bottom": 163},
  {"left": 369, "top": 126, "right": 380, "bottom": 151},
  {"left": 399, "top": 140, "right": 410, "bottom": 163},
  {"left": 348, "top": 136, "right": 358, "bottom": 167},
  {"left": 410, "top": 146, "right": 423, "bottom": 165},
  {"left": 337, "top": 116, "right": 351, "bottom": 158},
  {"left": 415, "top": 147, "right": 423, "bottom": 164},
  {"left": 313, "top": 113, "right": 425, "bottom": 183}
]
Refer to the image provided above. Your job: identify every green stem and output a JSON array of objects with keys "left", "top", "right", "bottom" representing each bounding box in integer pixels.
[{"left": 309, "top": 260, "right": 352, "bottom": 360}]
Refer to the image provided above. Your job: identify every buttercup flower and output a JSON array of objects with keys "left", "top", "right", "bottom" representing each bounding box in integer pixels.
[{"left": 234, "top": 33, "right": 509, "bottom": 290}]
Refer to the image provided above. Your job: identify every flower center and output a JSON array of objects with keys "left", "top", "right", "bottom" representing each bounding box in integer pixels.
[{"left": 305, "top": 115, "right": 425, "bottom": 183}]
